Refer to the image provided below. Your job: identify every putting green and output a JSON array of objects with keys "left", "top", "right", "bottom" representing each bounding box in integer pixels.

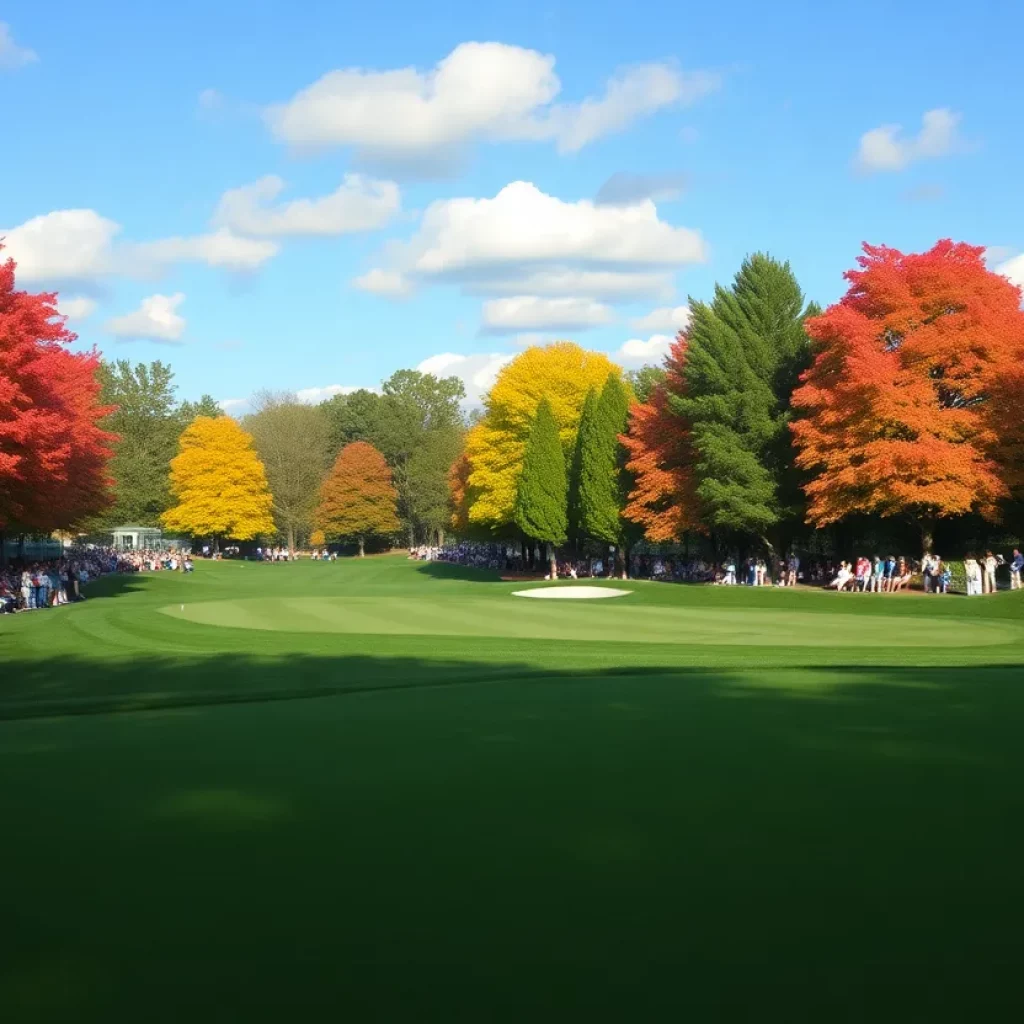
[{"left": 159, "top": 595, "right": 1020, "bottom": 647}]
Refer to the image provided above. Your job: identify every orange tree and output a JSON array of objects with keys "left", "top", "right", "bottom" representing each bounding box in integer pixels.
[
  {"left": 621, "top": 334, "right": 704, "bottom": 541},
  {"left": 162, "top": 416, "right": 274, "bottom": 546},
  {"left": 791, "top": 240, "right": 1024, "bottom": 553},
  {"left": 316, "top": 441, "right": 399, "bottom": 556}
]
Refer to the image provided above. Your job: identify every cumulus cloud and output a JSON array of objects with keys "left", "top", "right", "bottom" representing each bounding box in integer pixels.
[
  {"left": 481, "top": 296, "right": 614, "bottom": 333},
  {"left": 106, "top": 293, "right": 187, "bottom": 343},
  {"left": 295, "top": 384, "right": 368, "bottom": 404},
  {"left": 214, "top": 174, "right": 400, "bottom": 237},
  {"left": 218, "top": 397, "right": 248, "bottom": 414},
  {"left": 1, "top": 209, "right": 278, "bottom": 284},
  {"left": 856, "top": 108, "right": 965, "bottom": 174},
  {"left": 370, "top": 181, "right": 704, "bottom": 293},
  {"left": 416, "top": 351, "right": 514, "bottom": 405},
  {"left": 595, "top": 171, "right": 688, "bottom": 206},
  {"left": 60, "top": 296, "right": 98, "bottom": 321},
  {"left": 615, "top": 334, "right": 674, "bottom": 366},
  {"left": 996, "top": 254, "right": 1024, "bottom": 291},
  {"left": 1, "top": 209, "right": 119, "bottom": 284},
  {"left": 0, "top": 22, "right": 37, "bottom": 70},
  {"left": 549, "top": 65, "right": 718, "bottom": 153},
  {"left": 127, "top": 229, "right": 278, "bottom": 275},
  {"left": 352, "top": 268, "right": 413, "bottom": 297},
  {"left": 265, "top": 42, "right": 717, "bottom": 169},
  {"left": 630, "top": 304, "right": 690, "bottom": 333}
]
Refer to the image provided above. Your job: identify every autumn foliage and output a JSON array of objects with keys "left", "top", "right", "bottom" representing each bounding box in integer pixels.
[
  {"left": 465, "top": 342, "right": 621, "bottom": 529},
  {"left": 316, "top": 441, "right": 400, "bottom": 555},
  {"left": 791, "top": 241, "right": 1024, "bottom": 541},
  {"left": 162, "top": 416, "right": 275, "bottom": 541},
  {"left": 0, "top": 250, "right": 115, "bottom": 533},
  {"left": 621, "top": 335, "right": 703, "bottom": 541}
]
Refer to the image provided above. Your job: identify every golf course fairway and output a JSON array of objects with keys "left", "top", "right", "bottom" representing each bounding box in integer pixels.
[{"left": 2, "top": 555, "right": 1023, "bottom": 1021}]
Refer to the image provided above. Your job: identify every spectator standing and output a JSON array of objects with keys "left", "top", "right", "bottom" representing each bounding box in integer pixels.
[
  {"left": 982, "top": 551, "right": 1000, "bottom": 594},
  {"left": 1010, "top": 549, "right": 1023, "bottom": 591},
  {"left": 964, "top": 555, "right": 982, "bottom": 596}
]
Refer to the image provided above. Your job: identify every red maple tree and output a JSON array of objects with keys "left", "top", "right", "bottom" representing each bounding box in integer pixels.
[
  {"left": 791, "top": 240, "right": 1024, "bottom": 551},
  {"left": 0, "top": 249, "right": 115, "bottom": 535},
  {"left": 315, "top": 441, "right": 400, "bottom": 556},
  {"left": 620, "top": 334, "right": 703, "bottom": 541}
]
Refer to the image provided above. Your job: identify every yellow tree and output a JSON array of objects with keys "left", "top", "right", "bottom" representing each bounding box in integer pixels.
[
  {"left": 465, "top": 342, "right": 622, "bottom": 530},
  {"left": 162, "top": 416, "right": 275, "bottom": 545}
]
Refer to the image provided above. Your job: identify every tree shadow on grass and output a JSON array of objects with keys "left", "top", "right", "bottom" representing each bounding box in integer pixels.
[
  {"left": 2, "top": 653, "right": 1024, "bottom": 1021},
  {"left": 413, "top": 560, "right": 505, "bottom": 583}
]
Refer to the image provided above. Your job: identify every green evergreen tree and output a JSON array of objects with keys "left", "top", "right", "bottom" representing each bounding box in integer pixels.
[
  {"left": 677, "top": 253, "right": 817, "bottom": 553},
  {"left": 568, "top": 387, "right": 598, "bottom": 546},
  {"left": 514, "top": 398, "right": 568, "bottom": 576},
  {"left": 578, "top": 373, "right": 631, "bottom": 550}
]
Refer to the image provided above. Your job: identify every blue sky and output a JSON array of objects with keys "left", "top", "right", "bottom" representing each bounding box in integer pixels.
[{"left": 3, "top": 0, "right": 1023, "bottom": 410}]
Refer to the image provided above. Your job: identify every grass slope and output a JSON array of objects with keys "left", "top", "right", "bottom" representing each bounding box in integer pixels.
[{"left": 2, "top": 557, "right": 1024, "bottom": 1021}]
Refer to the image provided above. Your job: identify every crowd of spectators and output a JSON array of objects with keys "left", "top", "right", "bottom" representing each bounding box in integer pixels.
[
  {"left": 0, "top": 545, "right": 192, "bottom": 613},
  {"left": 410, "top": 540, "right": 1024, "bottom": 594}
]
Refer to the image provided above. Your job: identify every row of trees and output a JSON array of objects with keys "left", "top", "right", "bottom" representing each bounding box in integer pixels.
[
  {"left": 159, "top": 417, "right": 402, "bottom": 555},
  {"left": 4, "top": 239, "right": 1024, "bottom": 561},
  {"left": 455, "top": 244, "right": 1024, "bottom": 562}
]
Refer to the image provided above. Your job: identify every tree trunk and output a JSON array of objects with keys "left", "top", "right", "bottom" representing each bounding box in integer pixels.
[
  {"left": 918, "top": 517, "right": 936, "bottom": 556},
  {"left": 547, "top": 542, "right": 558, "bottom": 579},
  {"left": 212, "top": 535, "right": 220, "bottom": 555},
  {"left": 358, "top": 536, "right": 365, "bottom": 558},
  {"left": 616, "top": 544, "right": 628, "bottom": 580},
  {"left": 287, "top": 524, "right": 296, "bottom": 560}
]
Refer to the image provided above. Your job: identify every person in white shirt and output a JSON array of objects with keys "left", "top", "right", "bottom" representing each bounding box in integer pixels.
[
  {"left": 964, "top": 555, "right": 982, "bottom": 596},
  {"left": 982, "top": 551, "right": 1000, "bottom": 594},
  {"left": 829, "top": 561, "right": 853, "bottom": 591}
]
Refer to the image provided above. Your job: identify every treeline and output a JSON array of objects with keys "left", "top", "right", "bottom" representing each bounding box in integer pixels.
[
  {"left": 102, "top": 367, "right": 468, "bottom": 553},
  {"left": 455, "top": 244, "right": 1024, "bottom": 565},
  {"left": 3, "top": 239, "right": 1024, "bottom": 561}
]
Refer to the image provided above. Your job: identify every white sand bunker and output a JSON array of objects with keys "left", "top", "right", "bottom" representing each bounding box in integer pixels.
[{"left": 512, "top": 586, "right": 633, "bottom": 600}]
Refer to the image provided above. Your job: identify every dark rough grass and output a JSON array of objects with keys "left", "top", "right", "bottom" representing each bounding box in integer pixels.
[{"left": 2, "top": 558, "right": 1024, "bottom": 1021}]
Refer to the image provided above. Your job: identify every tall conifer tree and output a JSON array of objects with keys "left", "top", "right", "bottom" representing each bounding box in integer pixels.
[
  {"left": 678, "top": 253, "right": 816, "bottom": 553},
  {"left": 514, "top": 398, "right": 568, "bottom": 577},
  {"left": 578, "top": 373, "right": 632, "bottom": 572}
]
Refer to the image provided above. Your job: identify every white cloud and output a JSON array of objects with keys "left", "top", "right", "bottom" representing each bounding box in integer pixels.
[
  {"left": 2, "top": 209, "right": 278, "bottom": 284},
  {"left": 416, "top": 351, "right": 514, "bottom": 405},
  {"left": 0, "top": 23, "right": 37, "bottom": 70},
  {"left": 218, "top": 397, "right": 248, "bottom": 414},
  {"left": 60, "top": 296, "right": 98, "bottom": 321},
  {"left": 630, "top": 304, "right": 690, "bottom": 333},
  {"left": 1, "top": 209, "right": 119, "bottom": 283},
  {"left": 856, "top": 108, "right": 964, "bottom": 174},
  {"left": 265, "top": 42, "right": 717, "bottom": 167},
  {"left": 380, "top": 181, "right": 705, "bottom": 285},
  {"left": 548, "top": 64, "right": 718, "bottom": 153},
  {"left": 214, "top": 174, "right": 400, "bottom": 238},
  {"left": 106, "top": 293, "right": 187, "bottom": 344},
  {"left": 295, "top": 384, "right": 366, "bottom": 404},
  {"left": 616, "top": 334, "right": 674, "bottom": 366},
  {"left": 481, "top": 296, "right": 614, "bottom": 333},
  {"left": 352, "top": 268, "right": 412, "bottom": 296},
  {"left": 465, "top": 268, "right": 674, "bottom": 300},
  {"left": 127, "top": 229, "right": 278, "bottom": 274},
  {"left": 997, "top": 254, "right": 1024, "bottom": 291}
]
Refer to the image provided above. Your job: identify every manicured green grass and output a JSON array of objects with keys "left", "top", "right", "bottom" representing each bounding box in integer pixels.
[{"left": 2, "top": 556, "right": 1024, "bottom": 1021}]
